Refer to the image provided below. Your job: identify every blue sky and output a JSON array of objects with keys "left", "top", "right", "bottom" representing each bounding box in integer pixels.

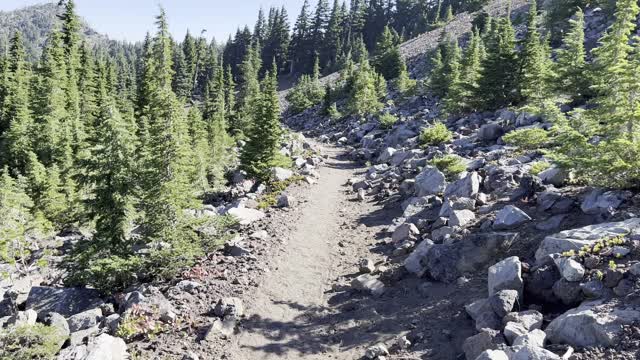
[{"left": 0, "top": 0, "right": 309, "bottom": 43}]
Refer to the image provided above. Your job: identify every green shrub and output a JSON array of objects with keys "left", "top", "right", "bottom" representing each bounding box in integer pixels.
[
  {"left": 0, "top": 324, "right": 66, "bottom": 360},
  {"left": 429, "top": 155, "right": 466, "bottom": 179},
  {"left": 326, "top": 103, "right": 342, "bottom": 121},
  {"left": 502, "top": 128, "right": 550, "bottom": 151},
  {"left": 379, "top": 112, "right": 398, "bottom": 129},
  {"left": 286, "top": 74, "right": 326, "bottom": 114},
  {"left": 116, "top": 304, "right": 164, "bottom": 342},
  {"left": 530, "top": 161, "right": 552, "bottom": 176},
  {"left": 347, "top": 61, "right": 386, "bottom": 116},
  {"left": 420, "top": 122, "right": 453, "bottom": 146},
  {"left": 257, "top": 175, "right": 306, "bottom": 209}
]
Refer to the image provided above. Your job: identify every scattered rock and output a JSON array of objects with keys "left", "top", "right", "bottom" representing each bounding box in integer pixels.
[
  {"left": 225, "top": 207, "right": 266, "bottom": 225},
  {"left": 493, "top": 205, "right": 531, "bottom": 230},
  {"left": 553, "top": 257, "right": 585, "bottom": 282},
  {"left": 414, "top": 167, "right": 447, "bottom": 196},
  {"left": 488, "top": 256, "right": 523, "bottom": 298},
  {"left": 391, "top": 223, "right": 419, "bottom": 243},
  {"left": 364, "top": 343, "right": 389, "bottom": 359},
  {"left": 359, "top": 259, "right": 376, "bottom": 274},
  {"left": 462, "top": 329, "right": 506, "bottom": 360},
  {"left": 450, "top": 209, "right": 476, "bottom": 227},
  {"left": 26, "top": 287, "right": 103, "bottom": 318},
  {"left": 204, "top": 318, "right": 236, "bottom": 339},
  {"left": 444, "top": 172, "right": 481, "bottom": 199},
  {"left": 67, "top": 308, "right": 103, "bottom": 333},
  {"left": 212, "top": 298, "right": 244, "bottom": 319},
  {"left": 271, "top": 167, "right": 294, "bottom": 181},
  {"left": 512, "top": 329, "right": 546, "bottom": 348},
  {"left": 351, "top": 274, "right": 385, "bottom": 297},
  {"left": 488, "top": 289, "right": 519, "bottom": 318}
]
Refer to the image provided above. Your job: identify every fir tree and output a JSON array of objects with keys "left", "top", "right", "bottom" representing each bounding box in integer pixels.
[
  {"left": 556, "top": 8, "right": 589, "bottom": 101},
  {"left": 1, "top": 32, "right": 34, "bottom": 173},
  {"left": 476, "top": 16, "right": 519, "bottom": 109},
  {"left": 519, "top": 0, "right": 554, "bottom": 105},
  {"left": 187, "top": 106, "right": 210, "bottom": 192},
  {"left": 141, "top": 8, "right": 198, "bottom": 250},
  {"left": 240, "top": 67, "right": 282, "bottom": 179},
  {"left": 458, "top": 28, "right": 484, "bottom": 111},
  {"left": 290, "top": 0, "right": 312, "bottom": 74},
  {"left": 236, "top": 45, "right": 261, "bottom": 136},
  {"left": 0, "top": 166, "right": 34, "bottom": 262}
]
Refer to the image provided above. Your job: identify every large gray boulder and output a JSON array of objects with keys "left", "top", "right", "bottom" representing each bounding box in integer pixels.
[
  {"left": 493, "top": 205, "right": 531, "bottom": 230},
  {"left": 26, "top": 287, "right": 103, "bottom": 318},
  {"left": 67, "top": 308, "right": 103, "bottom": 332},
  {"left": 478, "top": 123, "right": 505, "bottom": 142},
  {"left": 415, "top": 166, "right": 447, "bottom": 196},
  {"left": 463, "top": 330, "right": 506, "bottom": 360},
  {"left": 581, "top": 189, "right": 630, "bottom": 214},
  {"left": 535, "top": 218, "right": 640, "bottom": 263},
  {"left": 450, "top": 209, "right": 476, "bottom": 227},
  {"left": 488, "top": 256, "right": 523, "bottom": 298},
  {"left": 546, "top": 301, "right": 640, "bottom": 348},
  {"left": 445, "top": 172, "right": 481, "bottom": 198},
  {"left": 538, "top": 166, "right": 569, "bottom": 187}
]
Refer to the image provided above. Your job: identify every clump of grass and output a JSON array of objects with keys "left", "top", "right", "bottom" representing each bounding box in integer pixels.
[
  {"left": 379, "top": 112, "right": 398, "bottom": 129},
  {"left": 429, "top": 155, "right": 466, "bottom": 180}
]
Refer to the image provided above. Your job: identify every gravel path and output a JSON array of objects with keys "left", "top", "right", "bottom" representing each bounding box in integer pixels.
[{"left": 228, "top": 145, "right": 365, "bottom": 359}]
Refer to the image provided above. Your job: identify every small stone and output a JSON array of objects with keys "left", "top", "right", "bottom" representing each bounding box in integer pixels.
[
  {"left": 391, "top": 223, "right": 419, "bottom": 243},
  {"left": 204, "top": 318, "right": 236, "bottom": 340},
  {"left": 503, "top": 310, "right": 544, "bottom": 331},
  {"left": 365, "top": 343, "right": 389, "bottom": 359},
  {"left": 352, "top": 274, "right": 385, "bottom": 297},
  {"left": 463, "top": 330, "right": 506, "bottom": 360},
  {"left": 475, "top": 349, "right": 509, "bottom": 360},
  {"left": 212, "top": 298, "right": 244, "bottom": 319},
  {"left": 581, "top": 280, "right": 605, "bottom": 299},
  {"left": 359, "top": 259, "right": 376, "bottom": 274},
  {"left": 396, "top": 336, "right": 411, "bottom": 350},
  {"left": 493, "top": 205, "right": 531, "bottom": 230},
  {"left": 630, "top": 262, "right": 640, "bottom": 276},
  {"left": 512, "top": 329, "right": 546, "bottom": 348},
  {"left": 488, "top": 256, "right": 523, "bottom": 299},
  {"left": 603, "top": 269, "right": 625, "bottom": 288},
  {"left": 357, "top": 188, "right": 366, "bottom": 201},
  {"left": 613, "top": 279, "right": 634, "bottom": 296}
]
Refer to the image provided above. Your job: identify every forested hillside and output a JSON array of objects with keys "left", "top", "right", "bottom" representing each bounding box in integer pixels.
[
  {"left": 0, "top": 2, "right": 109, "bottom": 61},
  {"left": 1, "top": 0, "right": 640, "bottom": 359}
]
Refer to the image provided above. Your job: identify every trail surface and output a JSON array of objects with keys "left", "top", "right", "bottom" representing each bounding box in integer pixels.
[{"left": 229, "top": 145, "right": 366, "bottom": 359}]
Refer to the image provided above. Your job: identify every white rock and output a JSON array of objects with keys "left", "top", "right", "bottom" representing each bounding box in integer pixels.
[
  {"left": 84, "top": 334, "right": 128, "bottom": 360},
  {"left": 404, "top": 240, "right": 434, "bottom": 276},
  {"left": 511, "top": 345, "right": 560, "bottom": 360},
  {"left": 271, "top": 167, "right": 294, "bottom": 181},
  {"left": 475, "top": 349, "right": 509, "bottom": 360},
  {"left": 226, "top": 207, "right": 265, "bottom": 225},
  {"left": 504, "top": 321, "right": 528, "bottom": 345},
  {"left": 444, "top": 172, "right": 481, "bottom": 198},
  {"left": 352, "top": 274, "right": 385, "bottom": 297},
  {"left": 365, "top": 343, "right": 389, "bottom": 359},
  {"left": 391, "top": 223, "right": 419, "bottom": 243}
]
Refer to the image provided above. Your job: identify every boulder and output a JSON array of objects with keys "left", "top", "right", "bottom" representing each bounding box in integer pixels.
[
  {"left": 42, "top": 312, "right": 70, "bottom": 347},
  {"left": 415, "top": 166, "right": 447, "bottom": 196},
  {"left": 213, "top": 298, "right": 244, "bottom": 319},
  {"left": 538, "top": 167, "right": 569, "bottom": 187},
  {"left": 277, "top": 193, "right": 296, "bottom": 208},
  {"left": 503, "top": 310, "right": 544, "bottom": 331},
  {"left": 377, "top": 147, "right": 397, "bottom": 163},
  {"left": 84, "top": 334, "right": 128, "bottom": 360},
  {"left": 204, "top": 318, "right": 236, "bottom": 339},
  {"left": 552, "top": 279, "right": 583, "bottom": 305},
  {"left": 464, "top": 298, "right": 501, "bottom": 331},
  {"left": 359, "top": 259, "right": 376, "bottom": 274},
  {"left": 535, "top": 219, "right": 640, "bottom": 263},
  {"left": 488, "top": 290, "right": 519, "bottom": 318},
  {"left": 512, "top": 329, "right": 546, "bottom": 348},
  {"left": 225, "top": 207, "right": 266, "bottom": 225},
  {"left": 271, "top": 167, "right": 294, "bottom": 181},
  {"left": 450, "top": 209, "right": 476, "bottom": 227},
  {"left": 444, "top": 172, "right": 481, "bottom": 198},
  {"left": 26, "top": 287, "right": 103, "bottom": 318},
  {"left": 511, "top": 345, "right": 560, "bottom": 360},
  {"left": 488, "top": 256, "right": 523, "bottom": 298},
  {"left": 553, "top": 257, "right": 585, "bottom": 282},
  {"left": 364, "top": 343, "right": 389, "bottom": 359},
  {"left": 391, "top": 223, "right": 419, "bottom": 243},
  {"left": 463, "top": 330, "right": 506, "bottom": 360},
  {"left": 546, "top": 301, "right": 640, "bottom": 347},
  {"left": 404, "top": 240, "right": 434, "bottom": 276},
  {"left": 475, "top": 350, "right": 509, "bottom": 360},
  {"left": 493, "top": 206, "right": 531, "bottom": 230},
  {"left": 503, "top": 321, "right": 528, "bottom": 344},
  {"left": 478, "top": 123, "right": 505, "bottom": 142},
  {"left": 581, "top": 189, "right": 630, "bottom": 215},
  {"left": 351, "top": 274, "right": 385, "bottom": 297},
  {"left": 67, "top": 308, "right": 103, "bottom": 333}
]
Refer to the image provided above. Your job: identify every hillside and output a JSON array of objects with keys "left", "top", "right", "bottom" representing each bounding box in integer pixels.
[{"left": 0, "top": 2, "right": 108, "bottom": 60}]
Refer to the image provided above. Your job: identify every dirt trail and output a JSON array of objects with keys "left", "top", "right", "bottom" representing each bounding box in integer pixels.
[{"left": 228, "top": 145, "right": 363, "bottom": 359}]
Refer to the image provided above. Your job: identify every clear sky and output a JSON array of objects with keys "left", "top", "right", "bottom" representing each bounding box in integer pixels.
[{"left": 0, "top": 0, "right": 309, "bottom": 43}]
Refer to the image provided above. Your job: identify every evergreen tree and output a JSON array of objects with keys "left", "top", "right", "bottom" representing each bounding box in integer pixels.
[
  {"left": 0, "top": 166, "right": 33, "bottom": 262},
  {"left": 240, "top": 67, "right": 282, "bottom": 179},
  {"left": 186, "top": 106, "right": 210, "bottom": 192},
  {"left": 205, "top": 86, "right": 231, "bottom": 187},
  {"left": 254, "top": 8, "right": 267, "bottom": 43},
  {"left": 236, "top": 45, "right": 261, "bottom": 136},
  {"left": 324, "top": 0, "right": 345, "bottom": 71},
  {"left": 311, "top": 0, "right": 331, "bottom": 67},
  {"left": 458, "top": 28, "right": 484, "bottom": 111},
  {"left": 1, "top": 32, "right": 34, "bottom": 173},
  {"left": 519, "top": 0, "right": 554, "bottom": 105},
  {"left": 224, "top": 65, "right": 236, "bottom": 123},
  {"left": 444, "top": 4, "right": 454, "bottom": 23},
  {"left": 347, "top": 60, "right": 385, "bottom": 116},
  {"left": 290, "top": 0, "right": 312, "bottom": 74},
  {"left": 476, "top": 16, "right": 519, "bottom": 109},
  {"left": 373, "top": 26, "right": 403, "bottom": 80},
  {"left": 140, "top": 9, "right": 198, "bottom": 252},
  {"left": 556, "top": 8, "right": 589, "bottom": 101},
  {"left": 172, "top": 45, "right": 191, "bottom": 98}
]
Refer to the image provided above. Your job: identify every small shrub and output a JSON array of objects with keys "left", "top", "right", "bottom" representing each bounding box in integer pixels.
[
  {"left": 116, "top": 304, "right": 165, "bottom": 342},
  {"left": 429, "top": 155, "right": 466, "bottom": 179},
  {"left": 379, "top": 112, "right": 398, "bottom": 129},
  {"left": 326, "top": 103, "right": 342, "bottom": 121},
  {"left": 257, "top": 175, "right": 305, "bottom": 209},
  {"left": 286, "top": 75, "right": 326, "bottom": 114},
  {"left": 0, "top": 324, "right": 66, "bottom": 360},
  {"left": 420, "top": 122, "right": 453, "bottom": 146},
  {"left": 530, "top": 161, "right": 551, "bottom": 176},
  {"left": 502, "top": 128, "right": 550, "bottom": 151}
]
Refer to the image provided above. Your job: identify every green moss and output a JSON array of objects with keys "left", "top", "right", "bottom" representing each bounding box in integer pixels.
[{"left": 0, "top": 324, "right": 65, "bottom": 360}]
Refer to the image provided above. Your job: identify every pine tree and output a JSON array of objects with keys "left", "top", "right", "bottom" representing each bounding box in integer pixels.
[
  {"left": 556, "top": 8, "right": 588, "bottom": 101},
  {"left": 458, "top": 28, "right": 484, "bottom": 111},
  {"left": 373, "top": 25, "right": 403, "bottom": 80},
  {"left": 519, "top": 0, "right": 554, "bottom": 105},
  {"left": 254, "top": 8, "right": 267, "bottom": 43},
  {"left": 442, "top": 40, "right": 463, "bottom": 112},
  {"left": 141, "top": 8, "right": 198, "bottom": 250},
  {"left": 325, "top": 0, "right": 345, "bottom": 71},
  {"left": 236, "top": 45, "right": 261, "bottom": 136},
  {"left": 205, "top": 87, "right": 231, "bottom": 187},
  {"left": 290, "top": 0, "right": 312, "bottom": 74},
  {"left": 240, "top": 67, "right": 282, "bottom": 179},
  {"left": 476, "top": 16, "right": 519, "bottom": 109},
  {"left": 78, "top": 44, "right": 98, "bottom": 140},
  {"left": 311, "top": 0, "right": 331, "bottom": 67},
  {"left": 444, "top": 4, "right": 454, "bottom": 23},
  {"left": 1, "top": 32, "right": 35, "bottom": 173},
  {"left": 187, "top": 106, "right": 210, "bottom": 192},
  {"left": 85, "top": 96, "right": 137, "bottom": 251},
  {"left": 224, "top": 65, "right": 236, "bottom": 123},
  {"left": 348, "top": 60, "right": 384, "bottom": 116},
  {"left": 0, "top": 166, "right": 34, "bottom": 262},
  {"left": 551, "top": 0, "right": 640, "bottom": 188},
  {"left": 172, "top": 45, "right": 192, "bottom": 98}
]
